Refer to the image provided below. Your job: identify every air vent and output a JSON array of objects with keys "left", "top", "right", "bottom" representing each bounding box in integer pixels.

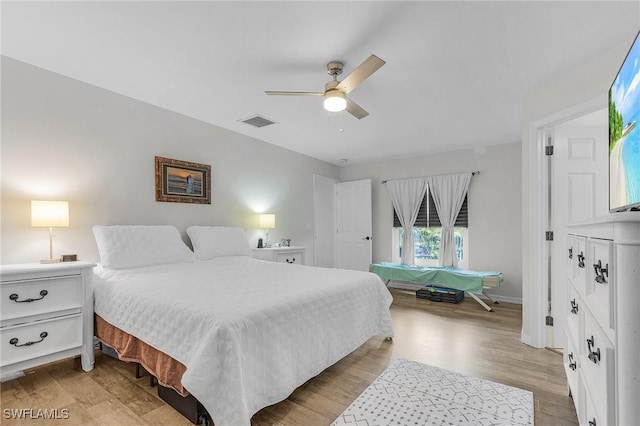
[{"left": 239, "top": 115, "right": 276, "bottom": 128}]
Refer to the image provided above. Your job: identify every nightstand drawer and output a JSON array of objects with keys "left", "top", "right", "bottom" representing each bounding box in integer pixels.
[
  {"left": 0, "top": 314, "right": 82, "bottom": 368},
  {"left": 275, "top": 251, "right": 304, "bottom": 264},
  {"left": 252, "top": 247, "right": 306, "bottom": 264},
  {"left": 1, "top": 275, "right": 83, "bottom": 327}
]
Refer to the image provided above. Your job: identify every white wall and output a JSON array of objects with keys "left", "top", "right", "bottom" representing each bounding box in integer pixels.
[
  {"left": 0, "top": 57, "right": 339, "bottom": 265},
  {"left": 521, "top": 39, "right": 635, "bottom": 346},
  {"left": 339, "top": 142, "right": 522, "bottom": 302}
]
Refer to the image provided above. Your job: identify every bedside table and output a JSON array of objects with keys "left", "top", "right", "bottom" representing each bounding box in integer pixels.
[
  {"left": 252, "top": 247, "right": 306, "bottom": 264},
  {"left": 0, "top": 261, "right": 95, "bottom": 379}
]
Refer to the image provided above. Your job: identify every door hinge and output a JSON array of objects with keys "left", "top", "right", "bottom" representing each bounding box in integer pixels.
[
  {"left": 546, "top": 231, "right": 554, "bottom": 241},
  {"left": 546, "top": 315, "right": 554, "bottom": 326},
  {"left": 545, "top": 146, "right": 554, "bottom": 156}
]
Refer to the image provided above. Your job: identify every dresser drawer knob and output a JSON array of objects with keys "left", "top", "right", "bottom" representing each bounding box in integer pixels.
[
  {"left": 9, "top": 290, "right": 48, "bottom": 303},
  {"left": 570, "top": 299, "right": 579, "bottom": 314},
  {"left": 593, "top": 260, "right": 609, "bottom": 284},
  {"left": 577, "top": 252, "right": 585, "bottom": 268},
  {"left": 568, "top": 351, "right": 577, "bottom": 370},
  {"left": 286, "top": 258, "right": 296, "bottom": 264},
  {"left": 9, "top": 331, "right": 49, "bottom": 347},
  {"left": 586, "top": 336, "right": 601, "bottom": 364}
]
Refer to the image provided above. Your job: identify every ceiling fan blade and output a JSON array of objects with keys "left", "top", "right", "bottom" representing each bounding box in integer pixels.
[
  {"left": 337, "top": 54, "right": 385, "bottom": 94},
  {"left": 345, "top": 96, "right": 369, "bottom": 120},
  {"left": 265, "top": 91, "right": 323, "bottom": 96}
]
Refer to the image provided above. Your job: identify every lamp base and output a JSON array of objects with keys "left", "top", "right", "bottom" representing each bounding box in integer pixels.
[{"left": 40, "top": 258, "right": 61, "bottom": 264}]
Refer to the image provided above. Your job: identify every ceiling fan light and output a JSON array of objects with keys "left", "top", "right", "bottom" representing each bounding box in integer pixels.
[{"left": 323, "top": 91, "right": 346, "bottom": 112}]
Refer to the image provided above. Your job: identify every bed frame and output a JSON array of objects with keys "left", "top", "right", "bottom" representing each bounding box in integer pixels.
[
  {"left": 96, "top": 315, "right": 211, "bottom": 425},
  {"left": 157, "top": 384, "right": 211, "bottom": 426}
]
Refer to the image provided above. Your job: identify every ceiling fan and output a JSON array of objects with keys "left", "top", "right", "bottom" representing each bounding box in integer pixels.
[{"left": 265, "top": 54, "right": 385, "bottom": 120}]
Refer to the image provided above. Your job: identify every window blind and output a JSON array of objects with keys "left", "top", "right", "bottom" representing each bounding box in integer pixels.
[{"left": 393, "top": 191, "right": 468, "bottom": 228}]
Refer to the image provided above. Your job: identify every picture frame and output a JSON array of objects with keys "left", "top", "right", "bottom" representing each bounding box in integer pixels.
[{"left": 155, "top": 156, "right": 211, "bottom": 204}]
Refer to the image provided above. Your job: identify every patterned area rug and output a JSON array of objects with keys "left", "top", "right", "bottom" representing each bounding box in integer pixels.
[{"left": 333, "top": 358, "right": 533, "bottom": 426}]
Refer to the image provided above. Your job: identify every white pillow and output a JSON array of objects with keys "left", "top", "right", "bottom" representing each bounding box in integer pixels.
[
  {"left": 92, "top": 225, "right": 196, "bottom": 269},
  {"left": 186, "top": 226, "right": 251, "bottom": 260}
]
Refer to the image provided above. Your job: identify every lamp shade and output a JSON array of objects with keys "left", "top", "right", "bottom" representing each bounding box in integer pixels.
[
  {"left": 31, "top": 200, "right": 69, "bottom": 227},
  {"left": 323, "top": 91, "right": 347, "bottom": 112},
  {"left": 259, "top": 213, "right": 275, "bottom": 229}
]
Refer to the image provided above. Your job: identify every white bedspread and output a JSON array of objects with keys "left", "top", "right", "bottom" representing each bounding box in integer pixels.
[{"left": 93, "top": 257, "right": 393, "bottom": 426}]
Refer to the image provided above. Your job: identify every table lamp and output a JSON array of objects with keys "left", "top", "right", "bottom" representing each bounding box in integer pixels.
[
  {"left": 259, "top": 213, "right": 275, "bottom": 248},
  {"left": 31, "top": 200, "right": 69, "bottom": 263}
]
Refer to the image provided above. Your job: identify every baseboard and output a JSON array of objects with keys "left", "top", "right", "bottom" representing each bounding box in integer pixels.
[
  {"left": 483, "top": 293, "right": 522, "bottom": 304},
  {"left": 387, "top": 282, "right": 522, "bottom": 304},
  {"left": 1, "top": 370, "right": 25, "bottom": 383}
]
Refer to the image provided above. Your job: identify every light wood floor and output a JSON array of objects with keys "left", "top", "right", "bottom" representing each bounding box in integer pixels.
[{"left": 1, "top": 289, "right": 578, "bottom": 425}]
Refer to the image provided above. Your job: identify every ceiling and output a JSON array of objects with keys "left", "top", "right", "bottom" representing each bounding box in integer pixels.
[{"left": 2, "top": 1, "right": 639, "bottom": 166}]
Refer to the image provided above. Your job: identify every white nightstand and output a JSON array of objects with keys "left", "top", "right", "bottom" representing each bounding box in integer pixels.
[
  {"left": 0, "top": 261, "right": 95, "bottom": 379},
  {"left": 252, "top": 247, "right": 306, "bottom": 265}
]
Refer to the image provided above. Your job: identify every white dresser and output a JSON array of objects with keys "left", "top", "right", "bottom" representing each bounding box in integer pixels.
[
  {"left": 252, "top": 247, "right": 305, "bottom": 265},
  {"left": 565, "top": 213, "right": 640, "bottom": 426},
  {"left": 0, "top": 261, "right": 95, "bottom": 378}
]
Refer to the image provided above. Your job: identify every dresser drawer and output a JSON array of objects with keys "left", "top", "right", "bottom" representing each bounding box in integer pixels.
[
  {"left": 584, "top": 383, "right": 610, "bottom": 426},
  {"left": 581, "top": 310, "right": 615, "bottom": 426},
  {"left": 566, "top": 282, "right": 581, "bottom": 339},
  {"left": 572, "top": 236, "right": 587, "bottom": 297},
  {"left": 585, "top": 238, "right": 614, "bottom": 338},
  {"left": 275, "top": 251, "right": 304, "bottom": 264},
  {"left": 1, "top": 314, "right": 82, "bottom": 368},
  {"left": 567, "top": 235, "right": 576, "bottom": 284},
  {"left": 564, "top": 329, "right": 580, "bottom": 402},
  {"left": 1, "top": 275, "right": 83, "bottom": 327}
]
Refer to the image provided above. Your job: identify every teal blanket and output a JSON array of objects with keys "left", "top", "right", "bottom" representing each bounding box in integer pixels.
[{"left": 369, "top": 262, "right": 502, "bottom": 295}]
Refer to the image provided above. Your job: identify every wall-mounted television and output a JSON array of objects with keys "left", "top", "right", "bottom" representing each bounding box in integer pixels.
[{"left": 609, "top": 30, "right": 640, "bottom": 212}]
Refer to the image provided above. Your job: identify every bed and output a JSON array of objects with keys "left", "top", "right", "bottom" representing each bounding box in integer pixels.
[
  {"left": 370, "top": 262, "right": 502, "bottom": 311},
  {"left": 91, "top": 225, "right": 394, "bottom": 426}
]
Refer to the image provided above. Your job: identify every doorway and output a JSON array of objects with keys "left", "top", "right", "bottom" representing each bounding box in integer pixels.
[
  {"left": 313, "top": 177, "right": 373, "bottom": 271},
  {"left": 313, "top": 174, "right": 338, "bottom": 268},
  {"left": 547, "top": 109, "right": 608, "bottom": 349},
  {"left": 525, "top": 95, "right": 607, "bottom": 349}
]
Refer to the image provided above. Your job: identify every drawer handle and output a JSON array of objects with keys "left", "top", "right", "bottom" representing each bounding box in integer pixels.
[
  {"left": 570, "top": 299, "right": 579, "bottom": 314},
  {"left": 9, "top": 332, "right": 48, "bottom": 347},
  {"left": 568, "top": 351, "right": 577, "bottom": 371},
  {"left": 577, "top": 252, "right": 585, "bottom": 268},
  {"left": 586, "top": 336, "right": 601, "bottom": 364},
  {"left": 9, "top": 290, "right": 48, "bottom": 303},
  {"left": 568, "top": 247, "right": 573, "bottom": 259},
  {"left": 588, "top": 418, "right": 596, "bottom": 426},
  {"left": 593, "top": 260, "right": 608, "bottom": 284},
  {"left": 286, "top": 258, "right": 296, "bottom": 264}
]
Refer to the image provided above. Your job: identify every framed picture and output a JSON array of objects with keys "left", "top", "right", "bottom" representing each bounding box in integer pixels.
[{"left": 155, "top": 156, "right": 211, "bottom": 204}]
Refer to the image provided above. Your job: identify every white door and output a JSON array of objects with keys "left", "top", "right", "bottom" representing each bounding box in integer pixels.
[
  {"left": 336, "top": 179, "right": 372, "bottom": 271},
  {"left": 313, "top": 174, "right": 337, "bottom": 268},
  {"left": 549, "top": 110, "right": 608, "bottom": 348}
]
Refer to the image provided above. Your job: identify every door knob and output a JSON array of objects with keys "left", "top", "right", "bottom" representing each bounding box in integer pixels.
[{"left": 362, "top": 236, "right": 371, "bottom": 240}]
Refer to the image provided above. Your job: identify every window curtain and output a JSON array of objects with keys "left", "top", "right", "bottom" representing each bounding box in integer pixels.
[
  {"left": 427, "top": 173, "right": 472, "bottom": 267},
  {"left": 386, "top": 178, "right": 428, "bottom": 264}
]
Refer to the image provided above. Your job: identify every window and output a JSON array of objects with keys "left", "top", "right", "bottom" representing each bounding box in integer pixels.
[{"left": 392, "top": 190, "right": 469, "bottom": 268}]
